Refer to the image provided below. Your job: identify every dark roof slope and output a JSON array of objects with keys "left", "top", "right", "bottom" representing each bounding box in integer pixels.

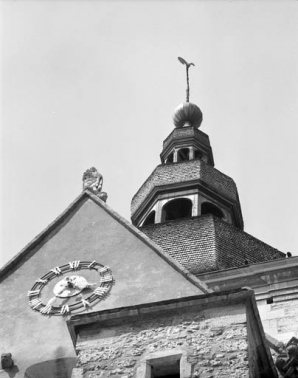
[
  {"left": 213, "top": 217, "right": 285, "bottom": 269},
  {"left": 140, "top": 215, "right": 285, "bottom": 275}
]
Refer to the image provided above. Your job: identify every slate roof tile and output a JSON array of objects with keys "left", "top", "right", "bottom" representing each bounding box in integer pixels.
[{"left": 140, "top": 215, "right": 285, "bottom": 275}]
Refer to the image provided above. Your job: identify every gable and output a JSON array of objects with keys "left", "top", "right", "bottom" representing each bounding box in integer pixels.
[{"left": 0, "top": 191, "right": 207, "bottom": 378}]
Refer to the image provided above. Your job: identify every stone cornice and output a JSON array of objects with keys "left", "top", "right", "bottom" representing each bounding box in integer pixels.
[{"left": 67, "top": 288, "right": 255, "bottom": 347}]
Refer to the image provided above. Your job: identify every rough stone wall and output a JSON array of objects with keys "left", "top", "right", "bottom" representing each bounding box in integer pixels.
[
  {"left": 131, "top": 160, "right": 238, "bottom": 215},
  {"left": 76, "top": 305, "right": 249, "bottom": 378}
]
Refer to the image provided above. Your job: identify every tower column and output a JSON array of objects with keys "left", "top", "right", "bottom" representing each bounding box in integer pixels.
[
  {"left": 155, "top": 200, "right": 164, "bottom": 223},
  {"left": 192, "top": 194, "right": 199, "bottom": 216},
  {"left": 173, "top": 149, "right": 178, "bottom": 163},
  {"left": 197, "top": 195, "right": 203, "bottom": 216},
  {"left": 189, "top": 146, "right": 195, "bottom": 160}
]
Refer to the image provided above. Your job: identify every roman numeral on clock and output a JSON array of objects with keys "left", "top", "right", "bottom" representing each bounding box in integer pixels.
[
  {"left": 36, "top": 278, "right": 48, "bottom": 284},
  {"left": 29, "top": 299, "right": 42, "bottom": 309},
  {"left": 40, "top": 304, "right": 52, "bottom": 315},
  {"left": 27, "top": 290, "right": 41, "bottom": 297},
  {"left": 88, "top": 261, "right": 96, "bottom": 269},
  {"left": 51, "top": 267, "right": 62, "bottom": 275},
  {"left": 101, "top": 275, "right": 113, "bottom": 283},
  {"left": 69, "top": 261, "right": 80, "bottom": 270},
  {"left": 81, "top": 299, "right": 91, "bottom": 308},
  {"left": 93, "top": 287, "right": 107, "bottom": 297},
  {"left": 98, "top": 266, "right": 110, "bottom": 273},
  {"left": 60, "top": 305, "right": 70, "bottom": 315}
]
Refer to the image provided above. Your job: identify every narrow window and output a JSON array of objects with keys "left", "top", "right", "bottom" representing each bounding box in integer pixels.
[
  {"left": 150, "top": 356, "right": 180, "bottom": 378},
  {"left": 137, "top": 351, "right": 190, "bottom": 378},
  {"left": 152, "top": 359, "right": 180, "bottom": 377}
]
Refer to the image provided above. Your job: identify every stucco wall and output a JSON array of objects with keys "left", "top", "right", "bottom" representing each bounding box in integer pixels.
[{"left": 0, "top": 196, "right": 201, "bottom": 378}]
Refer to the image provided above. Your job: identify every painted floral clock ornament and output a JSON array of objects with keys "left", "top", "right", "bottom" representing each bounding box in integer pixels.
[{"left": 27, "top": 261, "right": 113, "bottom": 316}]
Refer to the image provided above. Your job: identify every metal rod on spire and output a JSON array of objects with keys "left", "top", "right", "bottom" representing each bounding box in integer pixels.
[{"left": 178, "top": 57, "right": 195, "bottom": 102}]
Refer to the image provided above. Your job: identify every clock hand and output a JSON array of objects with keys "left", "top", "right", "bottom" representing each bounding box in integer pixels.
[
  {"left": 71, "top": 278, "right": 96, "bottom": 290},
  {"left": 85, "top": 282, "right": 96, "bottom": 288},
  {"left": 40, "top": 295, "right": 57, "bottom": 315}
]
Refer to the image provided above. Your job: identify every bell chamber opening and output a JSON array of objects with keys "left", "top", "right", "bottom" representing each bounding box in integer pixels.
[
  {"left": 161, "top": 198, "right": 192, "bottom": 222},
  {"left": 201, "top": 202, "right": 224, "bottom": 219},
  {"left": 143, "top": 210, "right": 156, "bottom": 226}
]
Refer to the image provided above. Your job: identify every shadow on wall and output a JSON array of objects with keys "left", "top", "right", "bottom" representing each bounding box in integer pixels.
[{"left": 24, "top": 357, "right": 76, "bottom": 378}]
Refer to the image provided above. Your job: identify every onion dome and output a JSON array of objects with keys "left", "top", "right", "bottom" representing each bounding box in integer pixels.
[{"left": 173, "top": 102, "right": 203, "bottom": 128}]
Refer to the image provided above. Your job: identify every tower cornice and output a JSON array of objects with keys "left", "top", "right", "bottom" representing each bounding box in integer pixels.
[
  {"left": 131, "top": 159, "right": 243, "bottom": 229},
  {"left": 160, "top": 126, "right": 214, "bottom": 166}
]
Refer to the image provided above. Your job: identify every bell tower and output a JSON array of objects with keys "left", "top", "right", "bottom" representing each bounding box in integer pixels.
[{"left": 131, "top": 58, "right": 243, "bottom": 231}]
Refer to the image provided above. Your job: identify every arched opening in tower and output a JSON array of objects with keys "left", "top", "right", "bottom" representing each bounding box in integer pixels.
[
  {"left": 143, "top": 210, "right": 156, "bottom": 226},
  {"left": 201, "top": 202, "right": 224, "bottom": 219},
  {"left": 166, "top": 152, "right": 174, "bottom": 164},
  {"left": 194, "top": 149, "right": 203, "bottom": 159},
  {"left": 162, "top": 198, "right": 192, "bottom": 222},
  {"left": 177, "top": 148, "right": 189, "bottom": 162}
]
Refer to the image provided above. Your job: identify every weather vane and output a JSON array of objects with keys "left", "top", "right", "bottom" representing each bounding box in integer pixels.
[{"left": 178, "top": 57, "right": 195, "bottom": 102}]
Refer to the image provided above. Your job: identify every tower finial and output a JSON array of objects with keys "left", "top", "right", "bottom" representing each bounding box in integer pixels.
[{"left": 178, "top": 57, "right": 195, "bottom": 102}]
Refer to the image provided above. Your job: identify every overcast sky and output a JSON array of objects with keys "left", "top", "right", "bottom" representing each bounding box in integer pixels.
[{"left": 1, "top": 0, "right": 298, "bottom": 268}]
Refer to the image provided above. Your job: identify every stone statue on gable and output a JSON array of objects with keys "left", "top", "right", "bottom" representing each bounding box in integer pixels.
[{"left": 82, "top": 167, "right": 107, "bottom": 202}]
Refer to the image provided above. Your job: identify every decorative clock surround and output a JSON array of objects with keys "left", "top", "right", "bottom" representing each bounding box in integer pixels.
[{"left": 27, "top": 261, "right": 113, "bottom": 316}]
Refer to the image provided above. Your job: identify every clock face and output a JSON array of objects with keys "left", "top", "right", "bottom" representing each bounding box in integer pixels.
[{"left": 27, "top": 260, "right": 113, "bottom": 316}]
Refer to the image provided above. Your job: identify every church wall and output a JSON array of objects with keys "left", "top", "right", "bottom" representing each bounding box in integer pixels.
[
  {"left": 245, "top": 297, "right": 277, "bottom": 378},
  {"left": 197, "top": 258, "right": 298, "bottom": 344},
  {"left": 258, "top": 300, "right": 298, "bottom": 343},
  {"left": 70, "top": 291, "right": 277, "bottom": 378},
  {"left": 75, "top": 304, "right": 250, "bottom": 378},
  {"left": 0, "top": 196, "right": 201, "bottom": 378}
]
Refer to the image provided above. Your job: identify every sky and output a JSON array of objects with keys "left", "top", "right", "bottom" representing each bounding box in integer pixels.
[{"left": 1, "top": 0, "right": 298, "bottom": 268}]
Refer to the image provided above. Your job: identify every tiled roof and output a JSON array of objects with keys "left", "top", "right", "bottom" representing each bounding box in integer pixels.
[
  {"left": 139, "top": 215, "right": 285, "bottom": 275},
  {"left": 162, "top": 127, "right": 210, "bottom": 150},
  {"left": 131, "top": 160, "right": 238, "bottom": 215}
]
